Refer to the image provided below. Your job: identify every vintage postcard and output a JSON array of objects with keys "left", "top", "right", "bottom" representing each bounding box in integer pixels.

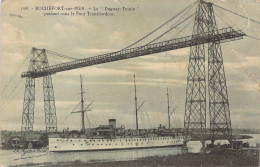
[{"left": 0, "top": 0, "right": 259, "bottom": 166}]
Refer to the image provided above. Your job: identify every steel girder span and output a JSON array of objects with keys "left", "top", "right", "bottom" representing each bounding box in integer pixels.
[{"left": 21, "top": 27, "right": 245, "bottom": 79}]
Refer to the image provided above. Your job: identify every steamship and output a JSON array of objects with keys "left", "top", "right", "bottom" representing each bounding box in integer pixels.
[{"left": 48, "top": 75, "right": 186, "bottom": 152}]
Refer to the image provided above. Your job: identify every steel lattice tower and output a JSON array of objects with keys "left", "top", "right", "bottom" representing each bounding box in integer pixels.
[
  {"left": 21, "top": 48, "right": 57, "bottom": 132},
  {"left": 207, "top": 3, "right": 232, "bottom": 144},
  {"left": 184, "top": 0, "right": 232, "bottom": 146}
]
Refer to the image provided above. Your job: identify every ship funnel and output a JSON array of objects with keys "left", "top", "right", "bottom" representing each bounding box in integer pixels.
[{"left": 109, "top": 119, "right": 116, "bottom": 128}]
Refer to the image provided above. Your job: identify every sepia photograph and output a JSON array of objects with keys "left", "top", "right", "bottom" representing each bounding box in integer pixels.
[{"left": 0, "top": 0, "right": 259, "bottom": 166}]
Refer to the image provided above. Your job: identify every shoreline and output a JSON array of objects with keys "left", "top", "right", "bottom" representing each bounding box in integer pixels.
[
  {"left": 190, "top": 134, "right": 253, "bottom": 141},
  {"left": 10, "top": 148, "right": 259, "bottom": 167}
]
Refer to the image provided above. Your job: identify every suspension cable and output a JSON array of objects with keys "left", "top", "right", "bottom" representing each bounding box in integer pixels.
[
  {"left": 168, "top": 15, "right": 194, "bottom": 40},
  {"left": 46, "top": 50, "right": 78, "bottom": 60},
  {"left": 215, "top": 9, "right": 233, "bottom": 28},
  {"left": 121, "top": 1, "right": 198, "bottom": 50},
  {"left": 60, "top": 101, "right": 81, "bottom": 125},
  {"left": 164, "top": 2, "right": 196, "bottom": 41},
  {"left": 147, "top": 13, "right": 195, "bottom": 45},
  {"left": 217, "top": 30, "right": 259, "bottom": 85},
  {"left": 215, "top": 8, "right": 260, "bottom": 41},
  {"left": 213, "top": 4, "right": 260, "bottom": 25},
  {"left": 1, "top": 53, "right": 30, "bottom": 95},
  {"left": 247, "top": 35, "right": 260, "bottom": 41}
]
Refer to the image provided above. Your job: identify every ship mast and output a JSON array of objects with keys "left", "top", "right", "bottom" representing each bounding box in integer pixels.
[
  {"left": 168, "top": 90, "right": 177, "bottom": 130},
  {"left": 167, "top": 88, "right": 170, "bottom": 129},
  {"left": 134, "top": 74, "right": 138, "bottom": 130},
  {"left": 70, "top": 75, "right": 93, "bottom": 133},
  {"left": 80, "top": 75, "right": 85, "bottom": 132},
  {"left": 133, "top": 74, "right": 145, "bottom": 131}
]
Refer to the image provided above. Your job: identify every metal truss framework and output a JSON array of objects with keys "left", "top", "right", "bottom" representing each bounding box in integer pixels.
[
  {"left": 207, "top": 4, "right": 232, "bottom": 144},
  {"left": 21, "top": 48, "right": 57, "bottom": 132},
  {"left": 184, "top": 1, "right": 232, "bottom": 146},
  {"left": 21, "top": 27, "right": 245, "bottom": 78},
  {"left": 20, "top": 1, "right": 245, "bottom": 136}
]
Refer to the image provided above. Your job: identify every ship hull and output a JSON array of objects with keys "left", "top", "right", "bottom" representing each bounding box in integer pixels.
[{"left": 49, "top": 136, "right": 184, "bottom": 152}]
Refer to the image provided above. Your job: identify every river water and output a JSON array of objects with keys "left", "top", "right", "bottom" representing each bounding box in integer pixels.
[{"left": 1, "top": 134, "right": 259, "bottom": 166}]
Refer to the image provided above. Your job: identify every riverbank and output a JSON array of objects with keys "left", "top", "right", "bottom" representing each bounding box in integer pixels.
[
  {"left": 11, "top": 148, "right": 259, "bottom": 167},
  {"left": 191, "top": 134, "right": 253, "bottom": 141}
]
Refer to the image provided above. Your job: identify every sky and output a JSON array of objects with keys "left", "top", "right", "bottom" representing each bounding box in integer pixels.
[{"left": 0, "top": 0, "right": 259, "bottom": 131}]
